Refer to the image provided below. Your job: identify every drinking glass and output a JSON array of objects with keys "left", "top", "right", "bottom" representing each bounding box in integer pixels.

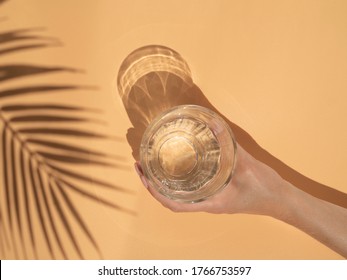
[{"left": 140, "top": 104, "right": 237, "bottom": 203}]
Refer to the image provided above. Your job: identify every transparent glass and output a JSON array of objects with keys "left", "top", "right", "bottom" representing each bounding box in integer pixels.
[{"left": 140, "top": 105, "right": 237, "bottom": 203}]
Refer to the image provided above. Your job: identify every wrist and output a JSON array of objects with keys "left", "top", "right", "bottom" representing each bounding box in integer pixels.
[
  {"left": 265, "top": 176, "right": 298, "bottom": 221},
  {"left": 269, "top": 178, "right": 308, "bottom": 224}
]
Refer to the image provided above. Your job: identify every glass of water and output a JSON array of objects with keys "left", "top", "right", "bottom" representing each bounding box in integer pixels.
[{"left": 140, "top": 104, "right": 237, "bottom": 203}]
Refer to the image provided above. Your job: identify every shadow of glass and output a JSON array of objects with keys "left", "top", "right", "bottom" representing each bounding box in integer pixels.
[{"left": 118, "top": 45, "right": 347, "bottom": 209}]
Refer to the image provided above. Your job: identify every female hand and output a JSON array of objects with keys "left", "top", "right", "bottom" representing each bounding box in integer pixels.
[
  {"left": 135, "top": 143, "right": 347, "bottom": 258},
  {"left": 135, "top": 144, "right": 286, "bottom": 217}
]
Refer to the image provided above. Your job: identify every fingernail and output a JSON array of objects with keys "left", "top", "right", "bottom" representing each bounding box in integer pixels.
[
  {"left": 134, "top": 162, "right": 149, "bottom": 188},
  {"left": 134, "top": 162, "right": 143, "bottom": 176}
]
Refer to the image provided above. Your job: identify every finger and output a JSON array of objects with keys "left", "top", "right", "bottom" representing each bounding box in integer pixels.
[
  {"left": 145, "top": 177, "right": 213, "bottom": 212},
  {"left": 147, "top": 184, "right": 211, "bottom": 212},
  {"left": 134, "top": 162, "right": 210, "bottom": 212},
  {"left": 134, "top": 162, "right": 149, "bottom": 188}
]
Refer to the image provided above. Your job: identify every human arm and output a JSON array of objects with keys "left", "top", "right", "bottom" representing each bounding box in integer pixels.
[
  {"left": 135, "top": 144, "right": 347, "bottom": 258},
  {"left": 275, "top": 181, "right": 347, "bottom": 258}
]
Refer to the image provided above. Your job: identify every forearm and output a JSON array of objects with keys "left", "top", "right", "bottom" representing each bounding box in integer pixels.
[
  {"left": 137, "top": 144, "right": 347, "bottom": 258},
  {"left": 273, "top": 180, "right": 347, "bottom": 258}
]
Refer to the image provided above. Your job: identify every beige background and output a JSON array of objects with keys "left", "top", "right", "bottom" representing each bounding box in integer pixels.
[{"left": 0, "top": 0, "right": 346, "bottom": 259}]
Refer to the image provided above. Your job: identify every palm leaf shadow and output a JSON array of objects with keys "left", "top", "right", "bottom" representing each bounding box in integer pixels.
[{"left": 0, "top": 27, "right": 132, "bottom": 259}]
